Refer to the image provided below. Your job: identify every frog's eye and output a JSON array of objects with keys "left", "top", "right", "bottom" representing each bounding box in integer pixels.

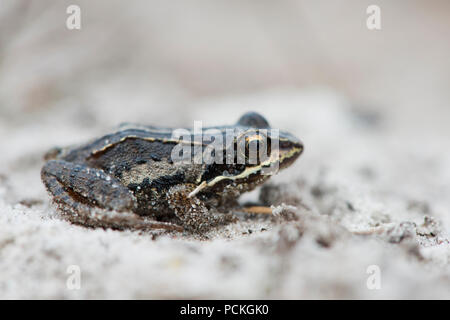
[{"left": 237, "top": 133, "right": 271, "bottom": 165}]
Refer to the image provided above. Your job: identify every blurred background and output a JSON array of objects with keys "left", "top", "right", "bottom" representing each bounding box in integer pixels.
[
  {"left": 1, "top": 0, "right": 449, "bottom": 128},
  {"left": 0, "top": 0, "right": 449, "bottom": 299}
]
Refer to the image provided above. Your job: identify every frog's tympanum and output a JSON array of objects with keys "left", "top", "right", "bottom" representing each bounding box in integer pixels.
[{"left": 41, "top": 112, "right": 303, "bottom": 233}]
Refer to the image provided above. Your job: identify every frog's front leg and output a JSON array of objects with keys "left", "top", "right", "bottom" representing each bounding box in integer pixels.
[
  {"left": 41, "top": 160, "right": 182, "bottom": 232},
  {"left": 167, "top": 184, "right": 236, "bottom": 233}
]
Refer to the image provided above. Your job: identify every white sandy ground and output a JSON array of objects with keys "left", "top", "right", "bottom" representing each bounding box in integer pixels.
[{"left": 0, "top": 88, "right": 449, "bottom": 299}]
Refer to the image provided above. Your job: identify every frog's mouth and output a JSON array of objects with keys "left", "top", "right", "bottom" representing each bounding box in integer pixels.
[{"left": 187, "top": 144, "right": 303, "bottom": 198}]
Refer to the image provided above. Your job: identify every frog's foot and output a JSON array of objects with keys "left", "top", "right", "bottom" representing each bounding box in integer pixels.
[
  {"left": 167, "top": 185, "right": 236, "bottom": 234},
  {"left": 41, "top": 160, "right": 182, "bottom": 232}
]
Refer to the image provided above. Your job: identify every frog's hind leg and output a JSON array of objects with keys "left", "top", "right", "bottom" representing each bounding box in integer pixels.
[{"left": 41, "top": 160, "right": 182, "bottom": 232}]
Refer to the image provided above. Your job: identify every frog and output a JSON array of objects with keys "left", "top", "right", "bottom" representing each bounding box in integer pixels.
[{"left": 41, "top": 112, "right": 303, "bottom": 234}]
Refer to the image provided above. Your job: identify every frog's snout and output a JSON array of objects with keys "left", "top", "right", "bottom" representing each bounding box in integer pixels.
[{"left": 276, "top": 134, "right": 304, "bottom": 169}]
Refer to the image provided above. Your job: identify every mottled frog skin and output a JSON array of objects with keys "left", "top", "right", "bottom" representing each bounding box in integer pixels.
[{"left": 41, "top": 112, "right": 303, "bottom": 233}]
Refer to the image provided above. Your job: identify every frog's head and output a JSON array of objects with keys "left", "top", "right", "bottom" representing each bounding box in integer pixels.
[
  {"left": 189, "top": 112, "right": 303, "bottom": 197},
  {"left": 234, "top": 112, "right": 303, "bottom": 170}
]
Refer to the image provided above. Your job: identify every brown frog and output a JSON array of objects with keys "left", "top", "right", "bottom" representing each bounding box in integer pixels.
[{"left": 41, "top": 112, "right": 303, "bottom": 233}]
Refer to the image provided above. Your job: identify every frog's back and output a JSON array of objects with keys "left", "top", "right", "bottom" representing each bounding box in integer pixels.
[{"left": 60, "top": 128, "right": 172, "bottom": 161}]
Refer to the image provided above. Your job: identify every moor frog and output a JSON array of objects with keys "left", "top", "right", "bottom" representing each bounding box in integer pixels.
[{"left": 41, "top": 112, "right": 303, "bottom": 233}]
